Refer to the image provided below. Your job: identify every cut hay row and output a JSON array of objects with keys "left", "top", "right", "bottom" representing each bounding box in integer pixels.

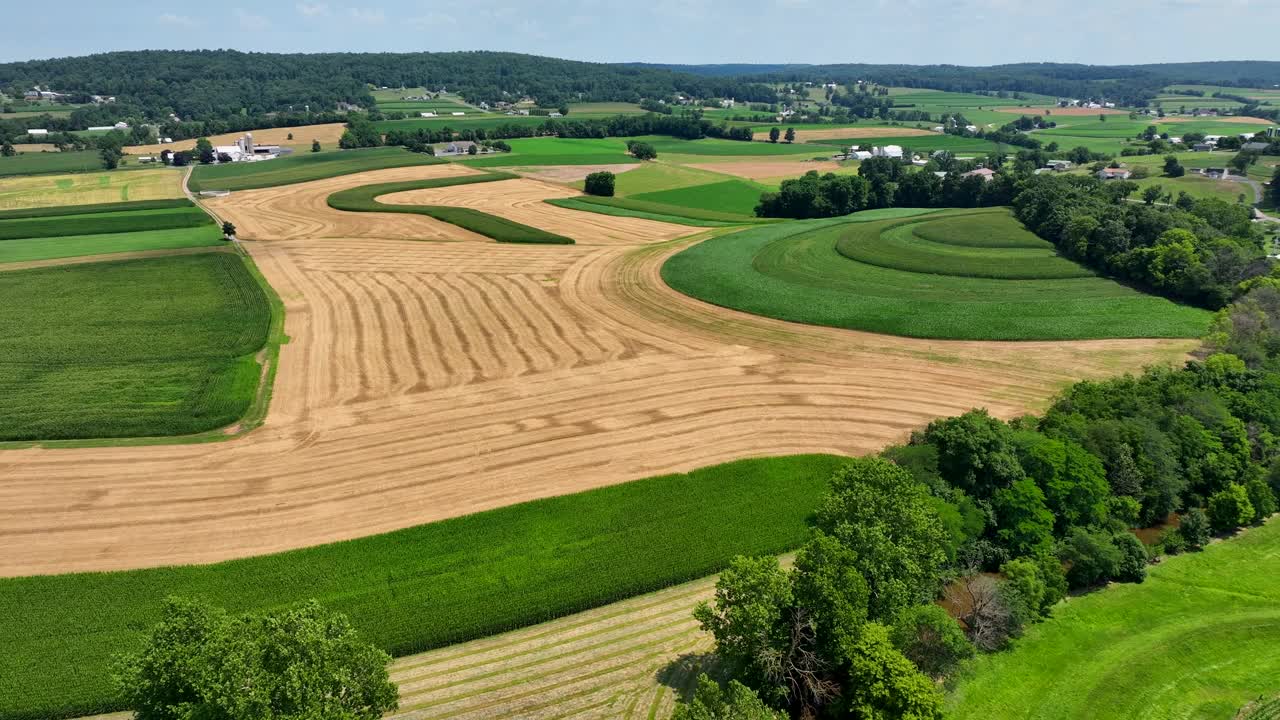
[{"left": 387, "top": 574, "right": 721, "bottom": 720}]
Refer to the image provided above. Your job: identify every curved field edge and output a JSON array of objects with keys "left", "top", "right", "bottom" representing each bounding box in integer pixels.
[
  {"left": 545, "top": 196, "right": 745, "bottom": 227},
  {"left": 0, "top": 454, "right": 847, "bottom": 720},
  {"left": 327, "top": 171, "right": 574, "bottom": 244},
  {"left": 661, "top": 209, "right": 1212, "bottom": 341},
  {"left": 947, "top": 518, "right": 1280, "bottom": 720},
  {"left": 0, "top": 247, "right": 287, "bottom": 449}
]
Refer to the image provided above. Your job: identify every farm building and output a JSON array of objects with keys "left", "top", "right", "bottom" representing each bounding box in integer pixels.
[
  {"left": 213, "top": 133, "right": 284, "bottom": 162},
  {"left": 437, "top": 140, "right": 477, "bottom": 155},
  {"left": 1045, "top": 159, "right": 1073, "bottom": 171},
  {"left": 1192, "top": 143, "right": 1214, "bottom": 152},
  {"left": 872, "top": 145, "right": 904, "bottom": 159},
  {"left": 849, "top": 150, "right": 873, "bottom": 160},
  {"left": 26, "top": 129, "right": 48, "bottom": 137},
  {"left": 451, "top": 111, "right": 465, "bottom": 116},
  {"left": 1097, "top": 167, "right": 1132, "bottom": 180},
  {"left": 1243, "top": 142, "right": 1271, "bottom": 152},
  {"left": 419, "top": 112, "right": 437, "bottom": 118},
  {"left": 963, "top": 168, "right": 996, "bottom": 181}
]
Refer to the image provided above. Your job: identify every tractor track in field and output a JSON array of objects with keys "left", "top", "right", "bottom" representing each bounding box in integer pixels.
[{"left": 0, "top": 169, "right": 1198, "bottom": 577}]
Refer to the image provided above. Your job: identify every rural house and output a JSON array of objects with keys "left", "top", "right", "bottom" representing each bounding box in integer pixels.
[{"left": 1097, "top": 167, "right": 1132, "bottom": 180}]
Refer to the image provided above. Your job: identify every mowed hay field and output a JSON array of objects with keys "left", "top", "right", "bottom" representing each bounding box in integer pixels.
[
  {"left": 0, "top": 167, "right": 184, "bottom": 209},
  {"left": 0, "top": 188, "right": 1201, "bottom": 577},
  {"left": 0, "top": 252, "right": 270, "bottom": 440},
  {"left": 949, "top": 519, "right": 1280, "bottom": 720},
  {"left": 754, "top": 126, "right": 936, "bottom": 142},
  {"left": 663, "top": 207, "right": 1212, "bottom": 340},
  {"left": 123, "top": 123, "right": 350, "bottom": 155}
]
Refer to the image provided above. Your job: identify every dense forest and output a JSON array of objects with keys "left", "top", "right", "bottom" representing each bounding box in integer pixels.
[
  {"left": 0, "top": 50, "right": 776, "bottom": 123},
  {"left": 634, "top": 61, "right": 1280, "bottom": 107}
]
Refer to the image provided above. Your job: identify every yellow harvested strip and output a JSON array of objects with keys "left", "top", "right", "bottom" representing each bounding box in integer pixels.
[
  {"left": 0, "top": 167, "right": 185, "bottom": 210},
  {"left": 388, "top": 574, "right": 721, "bottom": 720}
]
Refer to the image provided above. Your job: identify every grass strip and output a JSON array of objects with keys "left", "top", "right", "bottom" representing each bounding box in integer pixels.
[
  {"left": 546, "top": 197, "right": 739, "bottom": 227},
  {"left": 0, "top": 206, "right": 210, "bottom": 240},
  {"left": 327, "top": 171, "right": 574, "bottom": 244},
  {"left": 0, "top": 198, "right": 192, "bottom": 220},
  {"left": 0, "top": 453, "right": 847, "bottom": 720}
]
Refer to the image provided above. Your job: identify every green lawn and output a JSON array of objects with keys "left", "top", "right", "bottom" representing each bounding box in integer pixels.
[
  {"left": 326, "top": 171, "right": 572, "bottom": 244},
  {"left": 0, "top": 454, "right": 848, "bottom": 720},
  {"left": 631, "top": 178, "right": 769, "bottom": 217},
  {"left": 0, "top": 225, "right": 224, "bottom": 264},
  {"left": 0, "top": 253, "right": 271, "bottom": 440},
  {"left": 948, "top": 518, "right": 1280, "bottom": 720},
  {"left": 0, "top": 151, "right": 104, "bottom": 177},
  {"left": 187, "top": 147, "right": 443, "bottom": 192},
  {"left": 661, "top": 208, "right": 1212, "bottom": 341}
]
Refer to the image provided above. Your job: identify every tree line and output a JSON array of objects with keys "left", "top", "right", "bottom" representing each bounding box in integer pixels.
[{"left": 674, "top": 283, "right": 1280, "bottom": 719}]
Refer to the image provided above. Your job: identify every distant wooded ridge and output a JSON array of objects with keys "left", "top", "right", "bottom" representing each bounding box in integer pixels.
[{"left": 3, "top": 51, "right": 1279, "bottom": 126}]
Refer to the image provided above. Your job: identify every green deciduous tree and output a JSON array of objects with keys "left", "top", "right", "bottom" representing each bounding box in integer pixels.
[
  {"left": 784, "top": 127, "right": 796, "bottom": 143},
  {"left": 114, "top": 597, "right": 398, "bottom": 720},
  {"left": 1112, "top": 532, "right": 1149, "bottom": 583},
  {"left": 672, "top": 675, "right": 786, "bottom": 720},
  {"left": 312, "top": 139, "right": 322, "bottom": 152},
  {"left": 627, "top": 140, "right": 657, "bottom": 160},
  {"left": 1058, "top": 527, "right": 1123, "bottom": 588},
  {"left": 1178, "top": 507, "right": 1212, "bottom": 550},
  {"left": 194, "top": 136, "right": 214, "bottom": 165},
  {"left": 1246, "top": 476, "right": 1278, "bottom": 523},
  {"left": 584, "top": 170, "right": 615, "bottom": 197},
  {"left": 768, "top": 127, "right": 780, "bottom": 143},
  {"left": 992, "top": 478, "right": 1056, "bottom": 557},
  {"left": 923, "top": 410, "right": 1024, "bottom": 500},
  {"left": 1208, "top": 483, "right": 1254, "bottom": 533},
  {"left": 1163, "top": 155, "right": 1185, "bottom": 177},
  {"left": 813, "top": 457, "right": 948, "bottom": 621},
  {"left": 1015, "top": 433, "right": 1110, "bottom": 533},
  {"left": 838, "top": 623, "right": 944, "bottom": 720},
  {"left": 889, "top": 604, "right": 973, "bottom": 679},
  {"left": 1142, "top": 185, "right": 1164, "bottom": 205}
]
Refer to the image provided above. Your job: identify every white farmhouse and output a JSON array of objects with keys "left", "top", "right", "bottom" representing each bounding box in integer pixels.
[{"left": 872, "top": 145, "right": 903, "bottom": 159}]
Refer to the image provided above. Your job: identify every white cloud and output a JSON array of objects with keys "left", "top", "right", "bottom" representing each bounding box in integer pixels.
[
  {"left": 296, "top": 2, "right": 330, "bottom": 17},
  {"left": 234, "top": 8, "right": 271, "bottom": 31},
  {"left": 157, "top": 12, "right": 196, "bottom": 28},
  {"left": 348, "top": 7, "right": 386, "bottom": 24}
]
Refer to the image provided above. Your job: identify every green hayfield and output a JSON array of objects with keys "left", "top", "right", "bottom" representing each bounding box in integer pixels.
[
  {"left": 0, "top": 151, "right": 104, "bottom": 177},
  {"left": 0, "top": 205, "right": 209, "bottom": 240},
  {"left": 0, "top": 168, "right": 185, "bottom": 210},
  {"left": 457, "top": 136, "right": 637, "bottom": 167},
  {"left": 631, "top": 178, "right": 769, "bottom": 217},
  {"left": 610, "top": 162, "right": 734, "bottom": 196},
  {"left": 809, "top": 134, "right": 1005, "bottom": 154},
  {"left": 643, "top": 136, "right": 819, "bottom": 157},
  {"left": 0, "top": 253, "right": 271, "bottom": 441},
  {"left": 0, "top": 454, "right": 848, "bottom": 720},
  {"left": 327, "top": 171, "right": 573, "bottom": 244},
  {"left": 568, "top": 102, "right": 647, "bottom": 114},
  {"left": 546, "top": 195, "right": 769, "bottom": 226},
  {"left": 187, "top": 147, "right": 443, "bottom": 192},
  {"left": 836, "top": 210, "right": 1095, "bottom": 280},
  {"left": 0, "top": 225, "right": 224, "bottom": 264},
  {"left": 661, "top": 208, "right": 1211, "bottom": 340},
  {"left": 0, "top": 198, "right": 190, "bottom": 219},
  {"left": 948, "top": 519, "right": 1280, "bottom": 720}
]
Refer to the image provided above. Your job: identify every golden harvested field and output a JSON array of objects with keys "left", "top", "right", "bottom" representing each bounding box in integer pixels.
[
  {"left": 754, "top": 126, "right": 935, "bottom": 142},
  {"left": 204, "top": 164, "right": 488, "bottom": 242},
  {"left": 0, "top": 167, "right": 184, "bottom": 210},
  {"left": 123, "top": 123, "right": 349, "bottom": 155},
  {"left": 388, "top": 572, "right": 723, "bottom": 720},
  {"left": 508, "top": 163, "right": 641, "bottom": 184},
  {"left": 377, "top": 177, "right": 691, "bottom": 244},
  {"left": 688, "top": 160, "right": 843, "bottom": 180},
  {"left": 0, "top": 176, "right": 1196, "bottom": 575},
  {"left": 10, "top": 143, "right": 59, "bottom": 153}
]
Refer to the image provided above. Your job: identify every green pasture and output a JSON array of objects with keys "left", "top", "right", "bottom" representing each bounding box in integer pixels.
[
  {"left": 545, "top": 197, "right": 739, "bottom": 226},
  {"left": 608, "top": 162, "right": 731, "bottom": 196},
  {"left": 187, "top": 147, "right": 443, "bottom": 192},
  {"left": 0, "top": 151, "right": 104, "bottom": 177},
  {"left": 661, "top": 208, "right": 1211, "bottom": 341},
  {"left": 0, "top": 453, "right": 848, "bottom": 720},
  {"left": 641, "top": 136, "right": 819, "bottom": 156},
  {"left": 327, "top": 171, "right": 573, "bottom": 244},
  {"left": 836, "top": 210, "right": 1094, "bottom": 280},
  {"left": 630, "top": 178, "right": 769, "bottom": 217},
  {"left": 457, "top": 136, "right": 636, "bottom": 167},
  {"left": 948, "top": 519, "right": 1280, "bottom": 720},
  {"left": 0, "top": 225, "right": 224, "bottom": 264},
  {"left": 0, "top": 205, "right": 209, "bottom": 241},
  {"left": 0, "top": 198, "right": 190, "bottom": 220},
  {"left": 0, "top": 253, "right": 271, "bottom": 441}
]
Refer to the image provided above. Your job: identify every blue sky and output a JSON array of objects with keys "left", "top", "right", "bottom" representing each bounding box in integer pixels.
[{"left": 2, "top": 0, "right": 1275, "bottom": 66}]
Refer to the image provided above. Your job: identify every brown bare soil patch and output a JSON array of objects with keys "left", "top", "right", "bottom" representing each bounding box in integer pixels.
[
  {"left": 10, "top": 143, "right": 58, "bottom": 153},
  {"left": 376, "top": 177, "right": 692, "bottom": 245},
  {"left": 203, "top": 164, "right": 488, "bottom": 243},
  {"left": 0, "top": 197, "right": 1196, "bottom": 575},
  {"left": 1162, "top": 115, "right": 1276, "bottom": 125},
  {"left": 124, "top": 123, "right": 349, "bottom": 155},
  {"left": 754, "top": 126, "right": 935, "bottom": 142},
  {"left": 688, "top": 160, "right": 843, "bottom": 180},
  {"left": 994, "top": 106, "right": 1127, "bottom": 116},
  {"left": 508, "top": 164, "right": 642, "bottom": 184}
]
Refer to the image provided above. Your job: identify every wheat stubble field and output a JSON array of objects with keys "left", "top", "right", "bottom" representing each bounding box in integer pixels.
[{"left": 0, "top": 168, "right": 1198, "bottom": 578}]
